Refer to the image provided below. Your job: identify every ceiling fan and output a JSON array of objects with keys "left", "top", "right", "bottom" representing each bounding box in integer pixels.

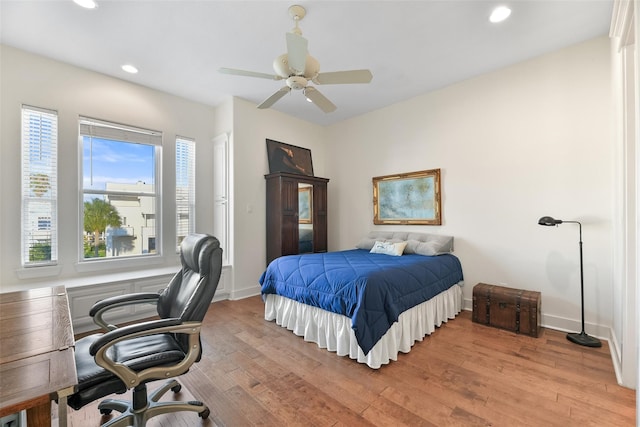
[{"left": 218, "top": 5, "right": 373, "bottom": 113}]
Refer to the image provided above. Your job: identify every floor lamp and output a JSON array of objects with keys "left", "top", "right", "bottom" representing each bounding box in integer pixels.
[{"left": 538, "top": 216, "right": 602, "bottom": 348}]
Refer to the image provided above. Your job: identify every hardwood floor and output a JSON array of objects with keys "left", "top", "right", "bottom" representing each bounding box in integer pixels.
[{"left": 58, "top": 296, "right": 636, "bottom": 426}]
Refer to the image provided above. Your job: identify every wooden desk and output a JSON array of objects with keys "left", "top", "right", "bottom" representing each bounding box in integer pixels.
[{"left": 0, "top": 286, "right": 77, "bottom": 426}]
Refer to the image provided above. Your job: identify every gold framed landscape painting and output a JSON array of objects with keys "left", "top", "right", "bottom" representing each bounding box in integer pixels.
[{"left": 372, "top": 169, "right": 441, "bottom": 225}]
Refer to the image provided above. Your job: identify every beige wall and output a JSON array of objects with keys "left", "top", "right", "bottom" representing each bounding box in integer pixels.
[
  {"left": 228, "top": 97, "right": 326, "bottom": 298},
  {"left": 0, "top": 45, "right": 220, "bottom": 289},
  {"left": 326, "top": 37, "right": 614, "bottom": 337},
  {"left": 0, "top": 44, "right": 328, "bottom": 300}
]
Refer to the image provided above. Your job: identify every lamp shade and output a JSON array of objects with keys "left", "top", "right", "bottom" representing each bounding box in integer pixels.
[{"left": 538, "top": 216, "right": 563, "bottom": 226}]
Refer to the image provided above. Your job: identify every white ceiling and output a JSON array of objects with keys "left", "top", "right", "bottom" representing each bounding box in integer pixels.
[{"left": 0, "top": 0, "right": 613, "bottom": 126}]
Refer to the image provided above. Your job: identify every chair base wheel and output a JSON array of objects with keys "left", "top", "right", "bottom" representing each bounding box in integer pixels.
[
  {"left": 95, "top": 380, "right": 210, "bottom": 427},
  {"left": 199, "top": 407, "right": 210, "bottom": 419}
]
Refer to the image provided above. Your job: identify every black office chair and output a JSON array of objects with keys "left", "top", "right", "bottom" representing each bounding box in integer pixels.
[{"left": 68, "top": 234, "right": 222, "bottom": 426}]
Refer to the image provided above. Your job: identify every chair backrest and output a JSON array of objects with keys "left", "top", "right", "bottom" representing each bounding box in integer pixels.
[{"left": 157, "top": 234, "right": 223, "bottom": 323}]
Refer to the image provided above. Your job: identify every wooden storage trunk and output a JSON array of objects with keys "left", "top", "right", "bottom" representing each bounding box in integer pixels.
[{"left": 472, "top": 283, "right": 541, "bottom": 337}]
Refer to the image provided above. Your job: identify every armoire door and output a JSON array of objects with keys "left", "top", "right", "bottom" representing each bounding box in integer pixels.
[
  {"left": 312, "top": 181, "right": 327, "bottom": 253},
  {"left": 280, "top": 177, "right": 299, "bottom": 256}
]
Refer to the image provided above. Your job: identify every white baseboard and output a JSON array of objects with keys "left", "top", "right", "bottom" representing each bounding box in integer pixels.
[
  {"left": 229, "top": 286, "right": 260, "bottom": 300},
  {"left": 540, "top": 312, "right": 609, "bottom": 340},
  {"left": 463, "top": 296, "right": 608, "bottom": 339},
  {"left": 608, "top": 327, "right": 624, "bottom": 387},
  {"left": 212, "top": 291, "right": 230, "bottom": 302}
]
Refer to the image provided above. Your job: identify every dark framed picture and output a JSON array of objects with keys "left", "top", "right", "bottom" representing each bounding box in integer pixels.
[{"left": 266, "top": 139, "right": 314, "bottom": 176}]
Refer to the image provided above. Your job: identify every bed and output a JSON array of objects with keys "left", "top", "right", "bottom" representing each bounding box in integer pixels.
[{"left": 259, "top": 231, "right": 464, "bottom": 368}]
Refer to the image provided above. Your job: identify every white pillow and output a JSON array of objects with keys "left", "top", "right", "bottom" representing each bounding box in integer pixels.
[{"left": 369, "top": 240, "right": 407, "bottom": 256}]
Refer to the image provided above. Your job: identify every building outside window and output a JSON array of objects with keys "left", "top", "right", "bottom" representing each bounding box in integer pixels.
[{"left": 176, "top": 137, "right": 195, "bottom": 250}]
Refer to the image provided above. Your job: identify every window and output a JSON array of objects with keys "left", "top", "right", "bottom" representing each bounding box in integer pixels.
[
  {"left": 80, "top": 117, "right": 162, "bottom": 261},
  {"left": 176, "top": 137, "right": 195, "bottom": 250},
  {"left": 21, "top": 106, "right": 58, "bottom": 266}
]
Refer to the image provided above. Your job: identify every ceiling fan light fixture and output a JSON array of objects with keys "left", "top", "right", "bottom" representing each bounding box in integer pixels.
[
  {"left": 286, "top": 75, "right": 307, "bottom": 90},
  {"left": 273, "top": 54, "right": 292, "bottom": 78},
  {"left": 489, "top": 6, "right": 511, "bottom": 23}
]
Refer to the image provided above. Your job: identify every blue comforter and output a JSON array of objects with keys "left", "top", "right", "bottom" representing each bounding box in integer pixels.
[{"left": 259, "top": 249, "right": 464, "bottom": 354}]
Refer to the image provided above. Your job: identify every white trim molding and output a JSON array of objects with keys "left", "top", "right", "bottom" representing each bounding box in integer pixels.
[
  {"left": 610, "top": 0, "right": 635, "bottom": 50},
  {"left": 609, "top": 0, "right": 638, "bottom": 391}
]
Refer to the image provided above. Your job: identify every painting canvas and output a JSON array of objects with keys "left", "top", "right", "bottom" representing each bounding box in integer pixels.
[
  {"left": 266, "top": 139, "right": 314, "bottom": 176},
  {"left": 373, "top": 169, "right": 441, "bottom": 225}
]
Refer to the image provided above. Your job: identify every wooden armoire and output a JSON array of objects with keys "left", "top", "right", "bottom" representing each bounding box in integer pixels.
[{"left": 265, "top": 172, "right": 329, "bottom": 265}]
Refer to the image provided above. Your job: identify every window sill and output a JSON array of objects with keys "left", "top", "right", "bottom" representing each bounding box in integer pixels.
[
  {"left": 74, "top": 255, "right": 165, "bottom": 273},
  {"left": 63, "top": 265, "right": 179, "bottom": 290},
  {"left": 8, "top": 260, "right": 228, "bottom": 295},
  {"left": 10, "top": 254, "right": 227, "bottom": 294},
  {"left": 16, "top": 264, "right": 63, "bottom": 280},
  {"left": 10, "top": 263, "right": 179, "bottom": 294}
]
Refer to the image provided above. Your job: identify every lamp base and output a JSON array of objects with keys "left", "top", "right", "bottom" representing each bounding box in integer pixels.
[{"left": 566, "top": 331, "right": 602, "bottom": 348}]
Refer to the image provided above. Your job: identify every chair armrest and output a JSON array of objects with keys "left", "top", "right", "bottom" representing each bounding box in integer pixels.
[
  {"left": 90, "top": 318, "right": 202, "bottom": 388},
  {"left": 89, "top": 293, "right": 161, "bottom": 331},
  {"left": 89, "top": 318, "right": 182, "bottom": 355}
]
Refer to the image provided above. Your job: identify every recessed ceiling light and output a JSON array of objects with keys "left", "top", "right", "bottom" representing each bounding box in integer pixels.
[
  {"left": 121, "top": 64, "right": 139, "bottom": 74},
  {"left": 73, "top": 0, "right": 98, "bottom": 9},
  {"left": 489, "top": 6, "right": 511, "bottom": 23}
]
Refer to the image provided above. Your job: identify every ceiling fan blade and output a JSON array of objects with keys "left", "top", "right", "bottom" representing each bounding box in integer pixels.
[
  {"left": 218, "top": 67, "right": 282, "bottom": 80},
  {"left": 257, "top": 86, "right": 291, "bottom": 109},
  {"left": 303, "top": 87, "right": 336, "bottom": 113},
  {"left": 286, "top": 32, "right": 308, "bottom": 75},
  {"left": 313, "top": 70, "right": 373, "bottom": 85}
]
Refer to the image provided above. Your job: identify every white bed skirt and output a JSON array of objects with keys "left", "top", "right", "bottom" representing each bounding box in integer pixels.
[{"left": 263, "top": 283, "right": 463, "bottom": 369}]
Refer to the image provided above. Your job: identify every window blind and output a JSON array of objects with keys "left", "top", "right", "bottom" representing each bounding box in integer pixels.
[
  {"left": 21, "top": 105, "right": 58, "bottom": 266},
  {"left": 176, "top": 137, "right": 195, "bottom": 249},
  {"left": 79, "top": 117, "right": 162, "bottom": 146}
]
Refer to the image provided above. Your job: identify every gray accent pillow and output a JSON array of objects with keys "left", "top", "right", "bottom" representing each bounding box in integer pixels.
[{"left": 355, "top": 231, "right": 454, "bottom": 256}]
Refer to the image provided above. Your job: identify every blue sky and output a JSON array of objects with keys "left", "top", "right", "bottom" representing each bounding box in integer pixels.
[{"left": 83, "top": 137, "right": 155, "bottom": 191}]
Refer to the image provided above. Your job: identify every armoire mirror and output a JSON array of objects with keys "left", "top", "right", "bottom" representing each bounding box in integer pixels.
[{"left": 298, "top": 183, "right": 313, "bottom": 253}]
